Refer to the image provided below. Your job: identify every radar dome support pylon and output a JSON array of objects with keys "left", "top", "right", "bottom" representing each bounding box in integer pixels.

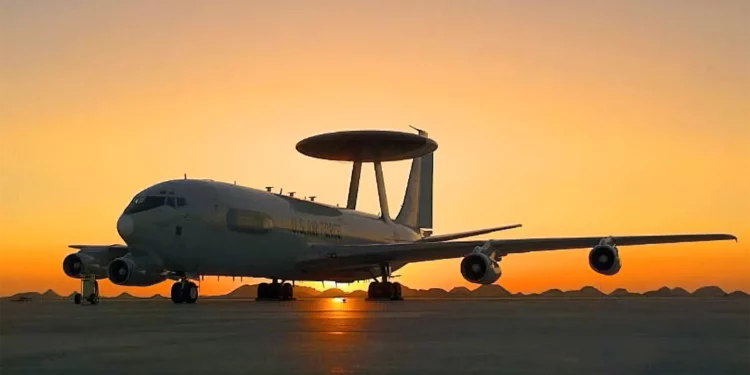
[
  {"left": 295, "top": 129, "right": 438, "bottom": 222},
  {"left": 347, "top": 161, "right": 362, "bottom": 209},
  {"left": 374, "top": 161, "right": 390, "bottom": 221}
]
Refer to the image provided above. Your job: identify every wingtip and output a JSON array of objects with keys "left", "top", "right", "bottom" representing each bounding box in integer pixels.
[{"left": 720, "top": 234, "right": 738, "bottom": 242}]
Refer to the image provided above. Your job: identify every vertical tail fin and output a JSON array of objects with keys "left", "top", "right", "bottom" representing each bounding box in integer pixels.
[{"left": 395, "top": 128, "right": 433, "bottom": 232}]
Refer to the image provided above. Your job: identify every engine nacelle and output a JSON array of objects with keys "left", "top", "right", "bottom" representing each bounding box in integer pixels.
[
  {"left": 107, "top": 257, "right": 166, "bottom": 286},
  {"left": 460, "top": 253, "right": 502, "bottom": 285},
  {"left": 588, "top": 245, "right": 622, "bottom": 276},
  {"left": 62, "top": 253, "right": 109, "bottom": 279}
]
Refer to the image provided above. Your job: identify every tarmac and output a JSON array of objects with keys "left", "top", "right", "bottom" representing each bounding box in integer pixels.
[{"left": 1, "top": 297, "right": 748, "bottom": 375}]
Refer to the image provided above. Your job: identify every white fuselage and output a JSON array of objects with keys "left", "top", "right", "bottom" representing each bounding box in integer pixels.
[{"left": 117, "top": 179, "right": 419, "bottom": 282}]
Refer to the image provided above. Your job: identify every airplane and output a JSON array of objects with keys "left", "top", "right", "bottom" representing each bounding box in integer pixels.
[{"left": 62, "top": 128, "right": 737, "bottom": 303}]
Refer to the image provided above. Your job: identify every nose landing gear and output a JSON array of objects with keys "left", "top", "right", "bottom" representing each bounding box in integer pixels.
[
  {"left": 171, "top": 279, "right": 198, "bottom": 304},
  {"left": 73, "top": 274, "right": 100, "bottom": 305},
  {"left": 256, "top": 279, "right": 295, "bottom": 301}
]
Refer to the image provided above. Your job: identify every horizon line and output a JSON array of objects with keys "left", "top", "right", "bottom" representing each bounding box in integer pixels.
[{"left": 4, "top": 283, "right": 749, "bottom": 299}]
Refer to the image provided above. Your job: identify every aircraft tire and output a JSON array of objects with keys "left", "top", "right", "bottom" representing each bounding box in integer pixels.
[
  {"left": 367, "top": 282, "right": 377, "bottom": 299},
  {"left": 182, "top": 282, "right": 198, "bottom": 304},
  {"left": 74, "top": 293, "right": 82, "bottom": 305},
  {"left": 171, "top": 283, "right": 184, "bottom": 304},
  {"left": 89, "top": 294, "right": 99, "bottom": 305},
  {"left": 281, "top": 283, "right": 293, "bottom": 300},
  {"left": 391, "top": 282, "right": 403, "bottom": 300},
  {"left": 257, "top": 283, "right": 269, "bottom": 300}
]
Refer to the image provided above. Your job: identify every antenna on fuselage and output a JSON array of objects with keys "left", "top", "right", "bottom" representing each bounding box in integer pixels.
[
  {"left": 184, "top": 173, "right": 187, "bottom": 180},
  {"left": 265, "top": 186, "right": 273, "bottom": 192},
  {"left": 289, "top": 192, "right": 295, "bottom": 198},
  {"left": 309, "top": 196, "right": 316, "bottom": 202}
]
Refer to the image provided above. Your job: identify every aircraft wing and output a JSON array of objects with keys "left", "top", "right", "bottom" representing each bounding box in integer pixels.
[
  {"left": 418, "top": 224, "right": 522, "bottom": 242},
  {"left": 298, "top": 233, "right": 736, "bottom": 271},
  {"left": 68, "top": 244, "right": 129, "bottom": 256},
  {"left": 69, "top": 244, "right": 128, "bottom": 250}
]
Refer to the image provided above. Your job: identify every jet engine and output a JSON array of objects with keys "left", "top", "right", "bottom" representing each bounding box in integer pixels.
[
  {"left": 63, "top": 253, "right": 109, "bottom": 279},
  {"left": 588, "top": 244, "right": 621, "bottom": 275},
  {"left": 460, "top": 253, "right": 501, "bottom": 284},
  {"left": 107, "top": 257, "right": 166, "bottom": 286}
]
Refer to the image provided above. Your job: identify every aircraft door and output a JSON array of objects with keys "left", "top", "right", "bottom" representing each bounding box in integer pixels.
[
  {"left": 175, "top": 183, "right": 220, "bottom": 270},
  {"left": 174, "top": 196, "right": 187, "bottom": 251},
  {"left": 171, "top": 195, "right": 192, "bottom": 271}
]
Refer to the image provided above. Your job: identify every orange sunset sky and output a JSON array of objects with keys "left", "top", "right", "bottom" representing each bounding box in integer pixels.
[{"left": 1, "top": 1, "right": 748, "bottom": 297}]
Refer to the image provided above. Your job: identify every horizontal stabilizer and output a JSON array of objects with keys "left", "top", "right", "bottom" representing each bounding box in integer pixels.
[{"left": 419, "top": 224, "right": 522, "bottom": 243}]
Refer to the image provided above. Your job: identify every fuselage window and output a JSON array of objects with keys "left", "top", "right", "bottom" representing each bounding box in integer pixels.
[
  {"left": 166, "top": 197, "right": 175, "bottom": 208},
  {"left": 123, "top": 196, "right": 166, "bottom": 214}
]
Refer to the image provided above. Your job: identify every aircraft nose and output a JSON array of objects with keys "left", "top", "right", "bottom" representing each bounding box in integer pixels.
[{"left": 117, "top": 214, "right": 135, "bottom": 240}]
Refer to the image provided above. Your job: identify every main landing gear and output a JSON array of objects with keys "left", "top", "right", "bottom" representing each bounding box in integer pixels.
[
  {"left": 171, "top": 279, "right": 199, "bottom": 304},
  {"left": 367, "top": 263, "right": 403, "bottom": 301},
  {"left": 256, "top": 279, "right": 295, "bottom": 301},
  {"left": 367, "top": 281, "right": 403, "bottom": 300}
]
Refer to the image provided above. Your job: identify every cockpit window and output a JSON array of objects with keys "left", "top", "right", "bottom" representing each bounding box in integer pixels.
[
  {"left": 124, "top": 196, "right": 165, "bottom": 214},
  {"left": 123, "top": 195, "right": 188, "bottom": 214}
]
